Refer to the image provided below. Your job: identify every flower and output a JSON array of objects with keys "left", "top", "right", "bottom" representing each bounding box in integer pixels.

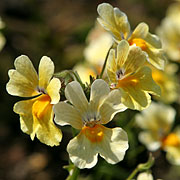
[
  {"left": 97, "top": 3, "right": 166, "bottom": 70},
  {"left": 135, "top": 102, "right": 180, "bottom": 165},
  {"left": 156, "top": 2, "right": 180, "bottom": 62},
  {"left": 150, "top": 63, "right": 179, "bottom": 104},
  {"left": 107, "top": 40, "right": 160, "bottom": 110},
  {"left": 54, "top": 79, "right": 128, "bottom": 169},
  {"left": 6, "top": 55, "right": 62, "bottom": 146}
]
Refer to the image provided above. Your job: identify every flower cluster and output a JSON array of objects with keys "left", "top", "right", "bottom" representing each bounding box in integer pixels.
[{"left": 6, "top": 2, "right": 180, "bottom": 179}]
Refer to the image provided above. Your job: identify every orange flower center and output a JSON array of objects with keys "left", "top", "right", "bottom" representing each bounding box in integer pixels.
[
  {"left": 116, "top": 75, "right": 139, "bottom": 88},
  {"left": 82, "top": 124, "right": 104, "bottom": 143},
  {"left": 129, "top": 38, "right": 147, "bottom": 51},
  {"left": 32, "top": 94, "right": 52, "bottom": 120},
  {"left": 162, "top": 133, "right": 180, "bottom": 147}
]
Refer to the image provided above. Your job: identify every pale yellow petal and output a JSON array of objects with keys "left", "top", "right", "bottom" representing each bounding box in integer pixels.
[
  {"left": 165, "top": 146, "right": 180, "bottom": 165},
  {"left": 113, "top": 7, "right": 131, "bottom": 39},
  {"left": 67, "top": 131, "right": 98, "bottom": 169},
  {"left": 13, "top": 99, "right": 35, "bottom": 135},
  {"left": 14, "top": 55, "right": 38, "bottom": 86},
  {"left": 120, "top": 67, "right": 161, "bottom": 110},
  {"left": 107, "top": 49, "right": 117, "bottom": 83},
  {"left": 97, "top": 3, "right": 130, "bottom": 41},
  {"left": 54, "top": 102, "right": 83, "bottom": 129},
  {"left": 120, "top": 84, "right": 151, "bottom": 110},
  {"left": 7, "top": 69, "right": 39, "bottom": 97},
  {"left": 145, "top": 32, "right": 162, "bottom": 48},
  {"left": 47, "top": 78, "right": 61, "bottom": 104},
  {"left": 100, "top": 89, "right": 127, "bottom": 124},
  {"left": 139, "top": 132, "right": 161, "bottom": 151},
  {"left": 90, "top": 79, "right": 110, "bottom": 111},
  {"left": 34, "top": 105, "right": 62, "bottom": 146},
  {"left": 116, "top": 40, "right": 129, "bottom": 70},
  {"left": 130, "top": 22, "right": 149, "bottom": 40},
  {"left": 7, "top": 55, "right": 39, "bottom": 97},
  {"left": 135, "top": 102, "right": 175, "bottom": 131},
  {"left": 123, "top": 45, "right": 147, "bottom": 75},
  {"left": 146, "top": 47, "right": 166, "bottom": 70},
  {"left": 132, "top": 66, "right": 161, "bottom": 96},
  {"left": 97, "top": 3, "right": 119, "bottom": 38},
  {"left": 98, "top": 127, "right": 128, "bottom": 164},
  {"left": 65, "top": 81, "right": 88, "bottom": 113},
  {"left": 38, "top": 56, "right": 54, "bottom": 89}
]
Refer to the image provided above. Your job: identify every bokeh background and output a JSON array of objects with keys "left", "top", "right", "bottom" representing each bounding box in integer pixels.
[{"left": 0, "top": 0, "right": 179, "bottom": 179}]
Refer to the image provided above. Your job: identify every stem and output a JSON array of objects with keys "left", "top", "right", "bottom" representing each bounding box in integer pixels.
[
  {"left": 126, "top": 167, "right": 139, "bottom": 180},
  {"left": 70, "top": 70, "right": 84, "bottom": 88},
  {"left": 99, "top": 46, "right": 112, "bottom": 78},
  {"left": 66, "top": 165, "right": 80, "bottom": 180}
]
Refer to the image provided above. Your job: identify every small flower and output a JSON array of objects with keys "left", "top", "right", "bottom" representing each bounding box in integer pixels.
[
  {"left": 135, "top": 102, "right": 180, "bottom": 165},
  {"left": 156, "top": 2, "right": 180, "bottom": 62},
  {"left": 107, "top": 40, "right": 160, "bottom": 110},
  {"left": 6, "top": 55, "right": 62, "bottom": 146},
  {"left": 150, "top": 63, "right": 179, "bottom": 104},
  {"left": 54, "top": 79, "right": 128, "bottom": 169},
  {"left": 97, "top": 3, "right": 166, "bottom": 70}
]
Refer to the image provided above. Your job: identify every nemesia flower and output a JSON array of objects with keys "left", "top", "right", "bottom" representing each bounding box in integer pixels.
[
  {"left": 54, "top": 79, "right": 128, "bottom": 169},
  {"left": 150, "top": 63, "right": 179, "bottom": 104},
  {"left": 156, "top": 2, "right": 180, "bottom": 62},
  {"left": 107, "top": 40, "right": 160, "bottom": 110},
  {"left": 137, "top": 172, "right": 154, "bottom": 180},
  {"left": 97, "top": 3, "right": 166, "bottom": 70},
  {"left": 135, "top": 102, "right": 180, "bottom": 165},
  {"left": 6, "top": 55, "right": 62, "bottom": 146}
]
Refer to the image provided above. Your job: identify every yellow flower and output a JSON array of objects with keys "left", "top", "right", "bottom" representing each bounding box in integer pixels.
[
  {"left": 150, "top": 63, "right": 179, "bottom": 104},
  {"left": 156, "top": 2, "right": 180, "bottom": 62},
  {"left": 54, "top": 79, "right": 128, "bottom": 169},
  {"left": 135, "top": 102, "right": 180, "bottom": 165},
  {"left": 97, "top": 3, "right": 166, "bottom": 70},
  {"left": 107, "top": 40, "right": 160, "bottom": 110},
  {"left": 6, "top": 55, "right": 62, "bottom": 146}
]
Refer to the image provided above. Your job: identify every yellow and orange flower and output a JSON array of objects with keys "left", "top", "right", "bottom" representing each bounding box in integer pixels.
[
  {"left": 6, "top": 55, "right": 62, "bottom": 146},
  {"left": 106, "top": 40, "right": 160, "bottom": 110},
  {"left": 97, "top": 3, "right": 166, "bottom": 70},
  {"left": 135, "top": 102, "right": 180, "bottom": 165},
  {"left": 54, "top": 79, "right": 128, "bottom": 169}
]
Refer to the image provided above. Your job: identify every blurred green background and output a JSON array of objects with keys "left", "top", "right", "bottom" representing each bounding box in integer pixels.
[{"left": 0, "top": 0, "right": 178, "bottom": 179}]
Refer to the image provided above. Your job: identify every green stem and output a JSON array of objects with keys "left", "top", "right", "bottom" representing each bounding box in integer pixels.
[
  {"left": 99, "top": 46, "right": 112, "bottom": 79},
  {"left": 66, "top": 166, "right": 80, "bottom": 180},
  {"left": 70, "top": 70, "right": 84, "bottom": 88},
  {"left": 126, "top": 167, "right": 139, "bottom": 180}
]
